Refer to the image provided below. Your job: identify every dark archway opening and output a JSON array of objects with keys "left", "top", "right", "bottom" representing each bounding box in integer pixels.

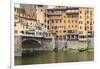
[
  {"left": 22, "top": 39, "right": 41, "bottom": 56},
  {"left": 22, "top": 39, "right": 41, "bottom": 48}
]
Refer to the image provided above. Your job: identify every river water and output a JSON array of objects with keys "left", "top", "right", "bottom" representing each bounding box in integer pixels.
[{"left": 15, "top": 51, "right": 94, "bottom": 65}]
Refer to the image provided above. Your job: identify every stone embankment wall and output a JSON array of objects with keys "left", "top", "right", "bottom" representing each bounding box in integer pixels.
[
  {"left": 67, "top": 41, "right": 88, "bottom": 49},
  {"left": 67, "top": 38, "right": 94, "bottom": 49},
  {"left": 55, "top": 39, "right": 66, "bottom": 50},
  {"left": 55, "top": 38, "right": 94, "bottom": 49},
  {"left": 14, "top": 35, "right": 94, "bottom": 56}
]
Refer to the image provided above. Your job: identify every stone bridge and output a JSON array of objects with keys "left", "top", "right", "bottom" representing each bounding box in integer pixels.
[{"left": 15, "top": 35, "right": 56, "bottom": 56}]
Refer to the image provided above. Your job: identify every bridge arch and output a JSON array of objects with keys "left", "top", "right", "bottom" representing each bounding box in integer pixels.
[{"left": 22, "top": 39, "right": 42, "bottom": 48}]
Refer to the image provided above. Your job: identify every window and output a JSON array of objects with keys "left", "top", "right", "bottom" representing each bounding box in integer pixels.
[
  {"left": 64, "top": 20, "right": 66, "bottom": 23},
  {"left": 14, "top": 23, "right": 16, "bottom": 26},
  {"left": 56, "top": 31, "right": 58, "bottom": 33},
  {"left": 87, "top": 16, "right": 89, "bottom": 19},
  {"left": 41, "top": 9, "right": 43, "bottom": 12},
  {"left": 32, "top": 32, "right": 35, "bottom": 35},
  {"left": 80, "top": 16, "right": 82, "bottom": 19},
  {"left": 67, "top": 16, "right": 70, "bottom": 18},
  {"left": 56, "top": 20, "right": 58, "bottom": 23},
  {"left": 60, "top": 26, "right": 62, "bottom": 28},
  {"left": 87, "top": 26, "right": 89, "bottom": 29},
  {"left": 80, "top": 11, "right": 82, "bottom": 13},
  {"left": 72, "top": 20, "right": 74, "bottom": 23},
  {"left": 52, "top": 26, "right": 54, "bottom": 29},
  {"left": 64, "top": 16, "right": 66, "bottom": 18},
  {"left": 44, "top": 20, "right": 46, "bottom": 22},
  {"left": 80, "top": 26, "right": 82, "bottom": 29},
  {"left": 79, "top": 21, "right": 80, "bottom": 24},
  {"left": 68, "top": 25, "right": 70, "bottom": 28},
  {"left": 47, "top": 20, "right": 49, "bottom": 23},
  {"left": 60, "top": 35, "right": 62, "bottom": 38},
  {"left": 79, "top": 36, "right": 86, "bottom": 38},
  {"left": 59, "top": 20, "right": 62, "bottom": 23},
  {"left": 75, "top": 25, "right": 77, "bottom": 28},
  {"left": 20, "top": 31, "right": 24, "bottom": 34},
  {"left": 87, "top": 10, "right": 89, "bottom": 14},
  {"left": 63, "top": 30, "right": 66, "bottom": 33},
  {"left": 48, "top": 26, "right": 49, "bottom": 29},
  {"left": 68, "top": 20, "right": 70, "bottom": 23},
  {"left": 87, "top": 21, "right": 89, "bottom": 24},
  {"left": 41, "top": 24, "right": 43, "bottom": 26},
  {"left": 72, "top": 25, "right": 74, "bottom": 28},
  {"left": 75, "top": 20, "right": 77, "bottom": 23},
  {"left": 85, "top": 26, "right": 86, "bottom": 31},
  {"left": 55, "top": 26, "right": 57, "bottom": 29},
  {"left": 90, "top": 11, "right": 92, "bottom": 15},
  {"left": 39, "top": 32, "right": 42, "bottom": 35},
  {"left": 30, "top": 22, "right": 32, "bottom": 25},
  {"left": 52, "top": 10, "right": 54, "bottom": 13},
  {"left": 68, "top": 30, "right": 72, "bottom": 33},
  {"left": 45, "top": 25, "right": 46, "bottom": 28},
  {"left": 52, "top": 20, "right": 54, "bottom": 23},
  {"left": 79, "top": 21, "right": 82, "bottom": 24},
  {"left": 26, "top": 26, "right": 28, "bottom": 29}
]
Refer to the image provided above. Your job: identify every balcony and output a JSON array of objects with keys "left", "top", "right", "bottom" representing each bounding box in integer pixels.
[{"left": 46, "top": 11, "right": 63, "bottom": 16}]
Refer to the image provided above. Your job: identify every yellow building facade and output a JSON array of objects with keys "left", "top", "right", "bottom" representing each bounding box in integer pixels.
[
  {"left": 47, "top": 7, "right": 94, "bottom": 40},
  {"left": 46, "top": 8, "right": 67, "bottom": 39}
]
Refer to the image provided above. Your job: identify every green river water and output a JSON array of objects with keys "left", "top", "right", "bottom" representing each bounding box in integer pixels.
[{"left": 15, "top": 50, "right": 94, "bottom": 65}]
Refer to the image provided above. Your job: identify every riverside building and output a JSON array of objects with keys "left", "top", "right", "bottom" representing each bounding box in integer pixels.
[
  {"left": 14, "top": 5, "right": 94, "bottom": 41},
  {"left": 46, "top": 7, "right": 94, "bottom": 41}
]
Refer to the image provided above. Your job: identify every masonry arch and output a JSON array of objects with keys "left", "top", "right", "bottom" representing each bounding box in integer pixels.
[{"left": 22, "top": 39, "right": 41, "bottom": 48}]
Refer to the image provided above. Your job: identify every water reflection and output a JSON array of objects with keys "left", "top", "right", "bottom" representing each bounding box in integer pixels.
[{"left": 15, "top": 51, "right": 94, "bottom": 65}]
